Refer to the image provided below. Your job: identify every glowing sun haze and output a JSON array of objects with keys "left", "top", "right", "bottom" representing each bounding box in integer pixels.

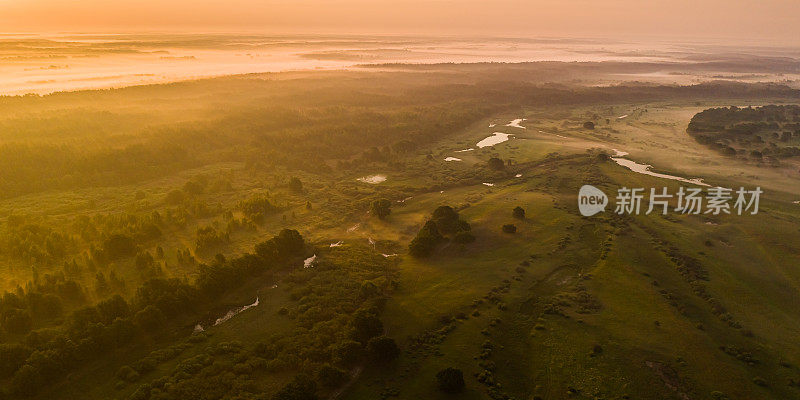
[{"left": 1, "top": 0, "right": 798, "bottom": 43}]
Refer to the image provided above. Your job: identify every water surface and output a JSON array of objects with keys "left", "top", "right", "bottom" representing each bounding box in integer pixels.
[
  {"left": 476, "top": 132, "right": 513, "bottom": 148},
  {"left": 611, "top": 154, "right": 709, "bottom": 186},
  {"left": 357, "top": 175, "right": 387, "bottom": 184}
]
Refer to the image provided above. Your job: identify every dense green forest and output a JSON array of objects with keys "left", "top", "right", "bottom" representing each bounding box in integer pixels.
[{"left": 688, "top": 105, "right": 800, "bottom": 160}]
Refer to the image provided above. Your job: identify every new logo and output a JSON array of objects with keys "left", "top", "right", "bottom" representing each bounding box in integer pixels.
[{"left": 578, "top": 185, "right": 608, "bottom": 216}]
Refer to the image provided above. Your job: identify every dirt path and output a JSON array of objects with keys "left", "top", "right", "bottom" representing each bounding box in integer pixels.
[{"left": 328, "top": 365, "right": 364, "bottom": 400}]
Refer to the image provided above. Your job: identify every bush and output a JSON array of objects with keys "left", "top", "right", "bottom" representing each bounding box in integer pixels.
[
  {"left": 432, "top": 206, "right": 461, "bottom": 234},
  {"left": 453, "top": 231, "right": 476, "bottom": 244},
  {"left": 165, "top": 189, "right": 185, "bottom": 204},
  {"left": 370, "top": 199, "right": 392, "bottom": 219},
  {"left": 331, "top": 340, "right": 363, "bottom": 367},
  {"left": 711, "top": 391, "right": 729, "bottom": 400},
  {"left": 722, "top": 146, "right": 737, "bottom": 157},
  {"left": 502, "top": 224, "right": 517, "bottom": 234},
  {"left": 273, "top": 374, "right": 318, "bottom": 400},
  {"left": 358, "top": 281, "right": 381, "bottom": 299},
  {"left": 183, "top": 179, "right": 204, "bottom": 195},
  {"left": 436, "top": 367, "right": 465, "bottom": 393},
  {"left": 1, "top": 308, "right": 32, "bottom": 335},
  {"left": 195, "top": 226, "right": 228, "bottom": 253},
  {"left": 29, "top": 293, "right": 63, "bottom": 320},
  {"left": 289, "top": 177, "right": 303, "bottom": 193},
  {"left": 239, "top": 196, "right": 278, "bottom": 222},
  {"left": 116, "top": 365, "right": 140, "bottom": 382},
  {"left": 409, "top": 220, "right": 443, "bottom": 257},
  {"left": 410, "top": 206, "right": 475, "bottom": 256},
  {"left": 133, "top": 357, "right": 156, "bottom": 374},
  {"left": 487, "top": 157, "right": 505, "bottom": 170},
  {"left": 255, "top": 229, "right": 305, "bottom": 262},
  {"left": 583, "top": 121, "right": 595, "bottom": 129},
  {"left": 316, "top": 364, "right": 348, "bottom": 388},
  {"left": 0, "top": 343, "right": 30, "bottom": 378},
  {"left": 512, "top": 206, "right": 525, "bottom": 219},
  {"left": 96, "top": 294, "right": 130, "bottom": 323},
  {"left": 366, "top": 336, "right": 400, "bottom": 363},
  {"left": 350, "top": 311, "right": 383, "bottom": 343},
  {"left": 103, "top": 234, "right": 137, "bottom": 260},
  {"left": 133, "top": 305, "right": 166, "bottom": 331}
]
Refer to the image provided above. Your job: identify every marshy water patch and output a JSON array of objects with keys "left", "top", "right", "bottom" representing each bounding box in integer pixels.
[
  {"left": 303, "top": 254, "right": 317, "bottom": 268},
  {"left": 476, "top": 132, "right": 513, "bottom": 148},
  {"left": 455, "top": 148, "right": 474, "bottom": 153},
  {"left": 213, "top": 297, "right": 259, "bottom": 327},
  {"left": 611, "top": 149, "right": 629, "bottom": 157},
  {"left": 482, "top": 182, "right": 495, "bottom": 187},
  {"left": 506, "top": 118, "right": 527, "bottom": 129},
  {"left": 357, "top": 174, "right": 386, "bottom": 184},
  {"left": 330, "top": 241, "right": 343, "bottom": 247},
  {"left": 444, "top": 157, "right": 462, "bottom": 161},
  {"left": 611, "top": 156, "right": 709, "bottom": 187}
]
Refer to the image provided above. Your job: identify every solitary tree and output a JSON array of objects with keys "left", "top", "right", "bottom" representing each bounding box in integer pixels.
[
  {"left": 583, "top": 121, "right": 595, "bottom": 130},
  {"left": 512, "top": 206, "right": 525, "bottom": 219}
]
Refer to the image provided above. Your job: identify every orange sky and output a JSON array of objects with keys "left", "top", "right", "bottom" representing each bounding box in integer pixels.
[{"left": 1, "top": 0, "right": 798, "bottom": 44}]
